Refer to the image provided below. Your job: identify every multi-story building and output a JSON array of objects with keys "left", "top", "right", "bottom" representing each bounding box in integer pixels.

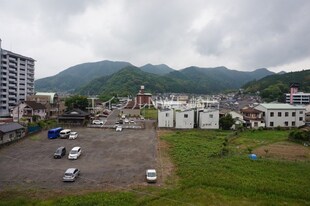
[
  {"left": 255, "top": 103, "right": 305, "bottom": 128},
  {"left": 285, "top": 92, "right": 310, "bottom": 105},
  {"left": 0, "top": 39, "right": 35, "bottom": 117}
]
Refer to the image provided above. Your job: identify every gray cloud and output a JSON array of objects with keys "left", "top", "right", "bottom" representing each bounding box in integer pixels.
[{"left": 0, "top": 0, "right": 309, "bottom": 78}]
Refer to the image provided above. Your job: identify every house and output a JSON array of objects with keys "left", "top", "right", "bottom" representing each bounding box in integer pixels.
[
  {"left": 229, "top": 111, "right": 245, "bottom": 129},
  {"left": 198, "top": 109, "right": 219, "bottom": 129},
  {"left": 136, "top": 85, "right": 153, "bottom": 108},
  {"left": 175, "top": 109, "right": 194, "bottom": 129},
  {"left": 58, "top": 109, "right": 90, "bottom": 126},
  {"left": 12, "top": 101, "right": 46, "bottom": 123},
  {"left": 158, "top": 108, "right": 174, "bottom": 128},
  {"left": 0, "top": 123, "right": 25, "bottom": 145},
  {"left": 240, "top": 106, "right": 265, "bottom": 129},
  {"left": 255, "top": 103, "right": 306, "bottom": 128}
]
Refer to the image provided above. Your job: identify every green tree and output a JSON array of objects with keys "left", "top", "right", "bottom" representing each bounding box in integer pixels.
[
  {"left": 65, "top": 95, "right": 89, "bottom": 111},
  {"left": 219, "top": 114, "right": 235, "bottom": 130}
]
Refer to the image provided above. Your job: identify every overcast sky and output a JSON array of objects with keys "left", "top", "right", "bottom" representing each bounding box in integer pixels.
[{"left": 1, "top": 0, "right": 310, "bottom": 79}]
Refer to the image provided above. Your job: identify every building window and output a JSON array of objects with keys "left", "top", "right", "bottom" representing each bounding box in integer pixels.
[
  {"left": 285, "top": 112, "right": 289, "bottom": 117},
  {"left": 284, "top": 121, "right": 288, "bottom": 126},
  {"left": 184, "top": 114, "right": 188, "bottom": 118},
  {"left": 270, "top": 122, "right": 274, "bottom": 127},
  {"left": 254, "top": 122, "right": 258, "bottom": 127},
  {"left": 278, "top": 112, "right": 281, "bottom": 117},
  {"left": 270, "top": 112, "right": 274, "bottom": 117},
  {"left": 299, "top": 111, "right": 303, "bottom": 114},
  {"left": 292, "top": 121, "right": 295, "bottom": 126},
  {"left": 299, "top": 117, "right": 303, "bottom": 121},
  {"left": 209, "top": 114, "right": 213, "bottom": 118},
  {"left": 292, "top": 112, "right": 296, "bottom": 117},
  {"left": 165, "top": 113, "right": 169, "bottom": 117}
]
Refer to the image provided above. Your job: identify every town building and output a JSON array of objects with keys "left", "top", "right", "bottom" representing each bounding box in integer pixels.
[
  {"left": 198, "top": 109, "right": 219, "bottom": 129},
  {"left": 158, "top": 108, "right": 174, "bottom": 128},
  {"left": 240, "top": 106, "right": 265, "bottom": 129},
  {"left": 136, "top": 85, "right": 152, "bottom": 108},
  {"left": 255, "top": 103, "right": 305, "bottom": 128},
  {"left": 0, "top": 122, "right": 25, "bottom": 145},
  {"left": 285, "top": 92, "right": 310, "bottom": 105},
  {"left": 12, "top": 101, "right": 46, "bottom": 123},
  {"left": 175, "top": 109, "right": 194, "bottom": 129},
  {"left": 0, "top": 39, "right": 35, "bottom": 117}
]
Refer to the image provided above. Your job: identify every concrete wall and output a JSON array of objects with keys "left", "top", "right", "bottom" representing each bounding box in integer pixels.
[
  {"left": 175, "top": 110, "right": 194, "bottom": 129},
  {"left": 199, "top": 109, "right": 219, "bottom": 129},
  {"left": 158, "top": 109, "right": 174, "bottom": 128}
]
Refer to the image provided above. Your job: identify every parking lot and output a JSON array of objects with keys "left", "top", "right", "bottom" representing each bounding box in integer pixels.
[{"left": 0, "top": 121, "right": 157, "bottom": 191}]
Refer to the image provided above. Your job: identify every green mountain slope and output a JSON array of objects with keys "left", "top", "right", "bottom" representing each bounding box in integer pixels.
[
  {"left": 242, "top": 69, "right": 310, "bottom": 102},
  {"left": 35, "top": 60, "right": 132, "bottom": 92},
  {"left": 140, "top": 63, "right": 174, "bottom": 75}
]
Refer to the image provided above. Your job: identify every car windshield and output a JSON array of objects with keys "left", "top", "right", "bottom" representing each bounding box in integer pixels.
[
  {"left": 148, "top": 172, "right": 156, "bottom": 177},
  {"left": 56, "top": 149, "right": 62, "bottom": 153},
  {"left": 70, "top": 150, "right": 78, "bottom": 154}
]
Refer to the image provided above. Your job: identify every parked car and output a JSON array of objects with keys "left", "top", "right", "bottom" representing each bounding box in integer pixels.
[
  {"left": 140, "top": 116, "right": 145, "bottom": 120},
  {"left": 119, "top": 119, "right": 123, "bottom": 124},
  {"left": 63, "top": 168, "right": 80, "bottom": 182},
  {"left": 54, "top": 146, "right": 66, "bottom": 159},
  {"left": 92, "top": 120, "right": 104, "bottom": 125},
  {"left": 124, "top": 118, "right": 129, "bottom": 123},
  {"left": 69, "top": 132, "right": 78, "bottom": 140},
  {"left": 116, "top": 126, "right": 123, "bottom": 132},
  {"left": 59, "top": 129, "right": 71, "bottom": 139},
  {"left": 68, "top": 147, "right": 82, "bottom": 160},
  {"left": 146, "top": 169, "right": 157, "bottom": 183},
  {"left": 130, "top": 120, "right": 135, "bottom": 124}
]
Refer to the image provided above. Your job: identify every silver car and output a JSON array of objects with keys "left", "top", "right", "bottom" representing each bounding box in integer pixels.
[{"left": 63, "top": 168, "right": 80, "bottom": 182}]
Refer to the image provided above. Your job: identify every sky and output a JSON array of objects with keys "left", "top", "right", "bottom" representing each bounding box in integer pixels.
[{"left": 1, "top": 0, "right": 310, "bottom": 79}]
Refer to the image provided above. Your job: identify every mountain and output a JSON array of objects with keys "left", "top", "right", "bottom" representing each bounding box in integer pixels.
[
  {"left": 35, "top": 60, "right": 132, "bottom": 92},
  {"left": 35, "top": 60, "right": 275, "bottom": 94},
  {"left": 140, "top": 64, "right": 174, "bottom": 75},
  {"left": 242, "top": 69, "right": 310, "bottom": 102}
]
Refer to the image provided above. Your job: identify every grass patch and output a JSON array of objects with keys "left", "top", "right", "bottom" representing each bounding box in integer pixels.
[
  {"left": 29, "top": 135, "right": 41, "bottom": 141},
  {"left": 141, "top": 108, "right": 158, "bottom": 119}
]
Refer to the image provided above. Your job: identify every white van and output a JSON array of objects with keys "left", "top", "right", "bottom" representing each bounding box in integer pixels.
[{"left": 59, "top": 129, "right": 71, "bottom": 139}]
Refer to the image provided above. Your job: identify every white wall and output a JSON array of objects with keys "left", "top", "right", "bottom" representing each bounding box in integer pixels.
[
  {"left": 199, "top": 109, "right": 219, "bottom": 129},
  {"left": 158, "top": 109, "right": 174, "bottom": 128},
  {"left": 175, "top": 110, "right": 194, "bottom": 129}
]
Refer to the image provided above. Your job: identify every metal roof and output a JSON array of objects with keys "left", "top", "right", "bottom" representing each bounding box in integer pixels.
[
  {"left": 0, "top": 123, "right": 24, "bottom": 133},
  {"left": 258, "top": 103, "right": 306, "bottom": 110}
]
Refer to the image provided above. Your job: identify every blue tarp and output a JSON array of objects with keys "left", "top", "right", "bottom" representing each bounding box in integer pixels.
[{"left": 248, "top": 153, "right": 257, "bottom": 160}]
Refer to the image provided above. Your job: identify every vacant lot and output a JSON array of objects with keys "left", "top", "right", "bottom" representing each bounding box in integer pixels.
[{"left": 0, "top": 122, "right": 157, "bottom": 191}]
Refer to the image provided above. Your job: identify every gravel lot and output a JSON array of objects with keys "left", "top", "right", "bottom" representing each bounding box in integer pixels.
[{"left": 0, "top": 120, "right": 157, "bottom": 191}]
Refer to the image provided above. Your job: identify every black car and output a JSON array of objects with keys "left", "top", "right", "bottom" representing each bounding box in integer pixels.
[{"left": 54, "top": 146, "right": 66, "bottom": 159}]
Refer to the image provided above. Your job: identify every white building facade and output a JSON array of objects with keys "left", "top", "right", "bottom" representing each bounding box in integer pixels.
[
  {"left": 0, "top": 39, "right": 35, "bottom": 117},
  {"left": 175, "top": 109, "right": 194, "bottom": 129},
  {"left": 285, "top": 92, "right": 310, "bottom": 105},
  {"left": 158, "top": 109, "right": 174, "bottom": 128},
  {"left": 255, "top": 103, "right": 306, "bottom": 128},
  {"left": 198, "top": 109, "right": 219, "bottom": 129}
]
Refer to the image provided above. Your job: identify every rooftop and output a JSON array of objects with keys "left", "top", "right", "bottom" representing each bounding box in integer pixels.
[{"left": 258, "top": 103, "right": 306, "bottom": 110}]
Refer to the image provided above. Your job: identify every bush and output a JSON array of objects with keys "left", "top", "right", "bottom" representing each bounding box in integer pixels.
[{"left": 288, "top": 130, "right": 309, "bottom": 142}]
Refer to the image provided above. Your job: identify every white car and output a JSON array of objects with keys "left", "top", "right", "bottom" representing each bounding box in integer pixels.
[
  {"left": 116, "top": 126, "right": 123, "bottom": 132},
  {"left": 63, "top": 168, "right": 80, "bottom": 182},
  {"left": 69, "top": 132, "right": 78, "bottom": 140},
  {"left": 146, "top": 169, "right": 157, "bottom": 183},
  {"left": 130, "top": 120, "right": 135, "bottom": 124},
  {"left": 124, "top": 118, "right": 129, "bottom": 123},
  {"left": 92, "top": 120, "right": 104, "bottom": 125},
  {"left": 68, "top": 147, "right": 81, "bottom": 160},
  {"left": 140, "top": 116, "right": 145, "bottom": 120}
]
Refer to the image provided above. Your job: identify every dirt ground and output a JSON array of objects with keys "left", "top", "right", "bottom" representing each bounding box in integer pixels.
[
  {"left": 253, "top": 141, "right": 310, "bottom": 161},
  {"left": 0, "top": 120, "right": 159, "bottom": 191}
]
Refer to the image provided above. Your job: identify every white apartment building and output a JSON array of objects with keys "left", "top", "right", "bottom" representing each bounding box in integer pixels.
[
  {"left": 198, "top": 109, "right": 219, "bottom": 129},
  {"left": 158, "top": 108, "right": 174, "bottom": 128},
  {"left": 175, "top": 109, "right": 194, "bottom": 129},
  {"left": 0, "top": 39, "right": 35, "bottom": 117},
  {"left": 255, "top": 103, "right": 306, "bottom": 128},
  {"left": 285, "top": 92, "right": 310, "bottom": 105}
]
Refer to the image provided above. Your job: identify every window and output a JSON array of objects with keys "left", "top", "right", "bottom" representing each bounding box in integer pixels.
[
  {"left": 299, "top": 111, "right": 303, "bottom": 114},
  {"left": 292, "top": 121, "right": 295, "bottom": 126},
  {"left": 284, "top": 121, "right": 288, "bottom": 126},
  {"left": 278, "top": 112, "right": 281, "bottom": 117},
  {"left": 254, "top": 122, "right": 258, "bottom": 127},
  {"left": 165, "top": 113, "right": 169, "bottom": 117},
  {"left": 209, "top": 114, "right": 213, "bottom": 118},
  {"left": 270, "top": 112, "right": 274, "bottom": 117},
  {"left": 285, "top": 112, "right": 289, "bottom": 117},
  {"left": 184, "top": 114, "right": 188, "bottom": 118},
  {"left": 292, "top": 112, "right": 296, "bottom": 117},
  {"left": 270, "top": 122, "right": 274, "bottom": 127},
  {"left": 299, "top": 117, "right": 303, "bottom": 121}
]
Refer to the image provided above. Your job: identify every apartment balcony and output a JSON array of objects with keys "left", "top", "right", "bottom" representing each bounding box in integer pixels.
[
  {"left": 9, "top": 89, "right": 16, "bottom": 93},
  {"left": 9, "top": 57, "right": 17, "bottom": 62},
  {"left": 9, "top": 84, "right": 17, "bottom": 88},
  {"left": 9, "top": 68, "right": 17, "bottom": 73}
]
